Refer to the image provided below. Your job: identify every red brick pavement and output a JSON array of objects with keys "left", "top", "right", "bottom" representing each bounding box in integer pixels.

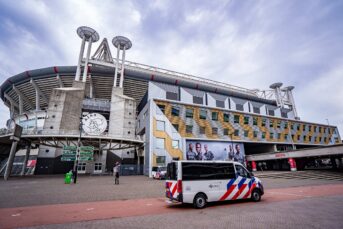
[{"left": 1, "top": 183, "right": 343, "bottom": 229}]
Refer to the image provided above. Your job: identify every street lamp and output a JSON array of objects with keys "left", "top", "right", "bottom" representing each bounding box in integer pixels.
[{"left": 73, "top": 115, "right": 83, "bottom": 184}]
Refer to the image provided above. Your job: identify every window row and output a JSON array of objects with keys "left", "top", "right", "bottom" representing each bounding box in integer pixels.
[
  {"left": 157, "top": 121, "right": 331, "bottom": 142},
  {"left": 157, "top": 104, "right": 334, "bottom": 133}
]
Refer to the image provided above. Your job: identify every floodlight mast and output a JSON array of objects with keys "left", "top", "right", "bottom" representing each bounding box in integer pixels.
[
  {"left": 75, "top": 26, "right": 100, "bottom": 82},
  {"left": 112, "top": 36, "right": 132, "bottom": 88}
]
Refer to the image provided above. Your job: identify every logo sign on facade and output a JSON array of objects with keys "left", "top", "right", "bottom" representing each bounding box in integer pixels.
[{"left": 82, "top": 113, "right": 107, "bottom": 135}]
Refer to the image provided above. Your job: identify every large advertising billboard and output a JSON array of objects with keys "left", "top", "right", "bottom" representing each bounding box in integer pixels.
[{"left": 185, "top": 140, "right": 245, "bottom": 165}]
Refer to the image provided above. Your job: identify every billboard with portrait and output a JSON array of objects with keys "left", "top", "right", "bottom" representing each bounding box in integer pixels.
[{"left": 184, "top": 140, "right": 245, "bottom": 165}]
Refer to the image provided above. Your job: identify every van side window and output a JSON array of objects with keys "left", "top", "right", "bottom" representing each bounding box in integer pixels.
[
  {"left": 167, "top": 162, "right": 177, "bottom": 180},
  {"left": 235, "top": 165, "right": 248, "bottom": 177},
  {"left": 182, "top": 163, "right": 236, "bottom": 181}
]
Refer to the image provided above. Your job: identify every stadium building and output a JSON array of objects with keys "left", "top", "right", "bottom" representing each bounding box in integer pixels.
[{"left": 0, "top": 26, "right": 342, "bottom": 179}]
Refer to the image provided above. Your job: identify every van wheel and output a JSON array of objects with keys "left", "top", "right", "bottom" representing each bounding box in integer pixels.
[
  {"left": 193, "top": 193, "right": 207, "bottom": 209},
  {"left": 251, "top": 190, "right": 261, "bottom": 202}
]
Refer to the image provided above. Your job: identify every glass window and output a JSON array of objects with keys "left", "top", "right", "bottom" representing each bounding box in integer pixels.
[
  {"left": 309, "top": 136, "right": 312, "bottom": 141},
  {"left": 216, "top": 100, "right": 225, "bottom": 108},
  {"left": 186, "top": 108, "right": 194, "bottom": 118},
  {"left": 262, "top": 132, "right": 266, "bottom": 139},
  {"left": 157, "top": 104, "right": 165, "bottom": 114},
  {"left": 236, "top": 104, "right": 244, "bottom": 111},
  {"left": 156, "top": 120, "right": 165, "bottom": 131},
  {"left": 199, "top": 126, "right": 206, "bottom": 134},
  {"left": 253, "top": 131, "right": 258, "bottom": 138},
  {"left": 172, "top": 124, "right": 179, "bottom": 131},
  {"left": 244, "top": 130, "right": 249, "bottom": 137},
  {"left": 303, "top": 125, "right": 306, "bottom": 131},
  {"left": 224, "top": 113, "right": 230, "bottom": 122},
  {"left": 200, "top": 109, "right": 207, "bottom": 120},
  {"left": 186, "top": 125, "right": 193, "bottom": 133},
  {"left": 235, "top": 165, "right": 248, "bottom": 177},
  {"left": 171, "top": 106, "right": 180, "bottom": 116},
  {"left": 223, "top": 128, "right": 229, "bottom": 135},
  {"left": 94, "top": 163, "right": 102, "bottom": 172},
  {"left": 262, "top": 119, "right": 266, "bottom": 127},
  {"left": 270, "top": 133, "right": 274, "bottom": 139},
  {"left": 284, "top": 122, "right": 288, "bottom": 129},
  {"left": 277, "top": 121, "right": 281, "bottom": 129},
  {"left": 182, "top": 162, "right": 236, "bottom": 180},
  {"left": 166, "top": 92, "right": 178, "bottom": 100},
  {"left": 244, "top": 116, "right": 249, "bottom": 124},
  {"left": 253, "top": 117, "right": 258, "bottom": 125},
  {"left": 172, "top": 140, "right": 179, "bottom": 149},
  {"left": 253, "top": 107, "right": 260, "bottom": 114},
  {"left": 155, "top": 138, "right": 165, "bottom": 149},
  {"left": 268, "top": 110, "right": 275, "bottom": 116},
  {"left": 297, "top": 125, "right": 300, "bottom": 131},
  {"left": 278, "top": 133, "right": 281, "bottom": 139},
  {"left": 234, "top": 115, "right": 240, "bottom": 123},
  {"left": 269, "top": 120, "right": 274, "bottom": 128},
  {"left": 77, "top": 162, "right": 86, "bottom": 172},
  {"left": 212, "top": 112, "right": 218, "bottom": 121},
  {"left": 234, "top": 129, "right": 239, "bottom": 136},
  {"left": 156, "top": 156, "right": 166, "bottom": 164},
  {"left": 193, "top": 96, "right": 203, "bottom": 104},
  {"left": 319, "top": 127, "right": 322, "bottom": 132},
  {"left": 212, "top": 127, "right": 218, "bottom": 135}
]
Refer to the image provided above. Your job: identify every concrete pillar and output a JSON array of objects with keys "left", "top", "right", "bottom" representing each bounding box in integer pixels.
[
  {"left": 330, "top": 157, "right": 337, "bottom": 169},
  {"left": 251, "top": 161, "right": 257, "bottom": 172},
  {"left": 4, "top": 140, "right": 18, "bottom": 180},
  {"left": 18, "top": 95, "right": 23, "bottom": 115},
  {"left": 114, "top": 46, "right": 120, "bottom": 88},
  {"left": 119, "top": 46, "right": 126, "bottom": 88},
  {"left": 288, "top": 158, "right": 297, "bottom": 171},
  {"left": 75, "top": 36, "right": 86, "bottom": 81},
  {"left": 21, "top": 144, "right": 31, "bottom": 176},
  {"left": 35, "top": 90, "right": 40, "bottom": 111},
  {"left": 82, "top": 38, "right": 93, "bottom": 82}
]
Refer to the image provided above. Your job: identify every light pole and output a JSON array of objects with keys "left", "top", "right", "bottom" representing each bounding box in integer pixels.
[{"left": 73, "top": 115, "right": 83, "bottom": 184}]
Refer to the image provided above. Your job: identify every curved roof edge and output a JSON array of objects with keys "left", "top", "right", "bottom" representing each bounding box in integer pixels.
[{"left": 0, "top": 65, "right": 277, "bottom": 106}]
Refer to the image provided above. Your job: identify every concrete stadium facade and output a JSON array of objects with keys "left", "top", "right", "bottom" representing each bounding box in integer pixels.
[{"left": 0, "top": 27, "right": 341, "bottom": 178}]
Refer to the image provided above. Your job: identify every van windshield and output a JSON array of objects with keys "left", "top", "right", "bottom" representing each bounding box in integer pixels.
[{"left": 166, "top": 162, "right": 177, "bottom": 180}]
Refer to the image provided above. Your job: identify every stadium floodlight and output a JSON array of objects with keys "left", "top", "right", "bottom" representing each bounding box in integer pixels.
[
  {"left": 112, "top": 36, "right": 132, "bottom": 88},
  {"left": 75, "top": 26, "right": 100, "bottom": 82}
]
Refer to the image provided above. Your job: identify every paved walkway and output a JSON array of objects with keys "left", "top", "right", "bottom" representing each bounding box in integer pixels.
[{"left": 1, "top": 183, "right": 343, "bottom": 229}]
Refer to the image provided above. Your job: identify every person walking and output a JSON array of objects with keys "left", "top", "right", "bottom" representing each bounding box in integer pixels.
[{"left": 113, "top": 162, "right": 120, "bottom": 185}]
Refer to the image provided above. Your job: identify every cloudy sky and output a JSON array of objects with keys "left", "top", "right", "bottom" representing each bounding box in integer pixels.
[{"left": 0, "top": 0, "right": 342, "bottom": 134}]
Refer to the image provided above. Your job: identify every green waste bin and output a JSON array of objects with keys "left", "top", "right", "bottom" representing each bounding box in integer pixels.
[{"left": 65, "top": 172, "right": 72, "bottom": 184}]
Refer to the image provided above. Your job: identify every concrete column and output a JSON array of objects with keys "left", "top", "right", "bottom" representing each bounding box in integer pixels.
[
  {"left": 288, "top": 158, "right": 297, "bottom": 171},
  {"left": 21, "top": 144, "right": 31, "bottom": 176},
  {"left": 89, "top": 76, "right": 93, "bottom": 98},
  {"left": 114, "top": 46, "right": 120, "bottom": 88},
  {"left": 18, "top": 95, "right": 23, "bottom": 115},
  {"left": 82, "top": 38, "right": 93, "bottom": 82},
  {"left": 4, "top": 141, "right": 18, "bottom": 180},
  {"left": 35, "top": 90, "right": 40, "bottom": 111},
  {"left": 251, "top": 161, "right": 257, "bottom": 172},
  {"left": 75, "top": 36, "right": 86, "bottom": 81},
  {"left": 119, "top": 46, "right": 126, "bottom": 88}
]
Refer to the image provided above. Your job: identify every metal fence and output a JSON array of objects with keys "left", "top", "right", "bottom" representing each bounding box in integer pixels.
[{"left": 119, "top": 164, "right": 143, "bottom": 176}]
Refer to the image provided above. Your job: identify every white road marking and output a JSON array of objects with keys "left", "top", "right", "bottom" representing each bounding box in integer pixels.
[
  {"left": 86, "top": 208, "right": 94, "bottom": 211},
  {"left": 11, "top": 213, "right": 21, "bottom": 217},
  {"left": 268, "top": 191, "right": 312, "bottom": 198}
]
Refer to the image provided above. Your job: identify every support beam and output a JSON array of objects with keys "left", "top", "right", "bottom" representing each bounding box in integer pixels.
[
  {"left": 89, "top": 75, "right": 94, "bottom": 98},
  {"left": 30, "top": 79, "right": 49, "bottom": 110},
  {"left": 13, "top": 85, "right": 35, "bottom": 111},
  {"left": 4, "top": 140, "right": 18, "bottom": 180},
  {"left": 4, "top": 93, "right": 19, "bottom": 118},
  {"left": 21, "top": 143, "right": 31, "bottom": 176},
  {"left": 56, "top": 74, "right": 64, "bottom": 88}
]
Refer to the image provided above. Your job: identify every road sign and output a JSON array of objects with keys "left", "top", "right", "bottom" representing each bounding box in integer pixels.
[
  {"left": 79, "top": 146, "right": 94, "bottom": 161},
  {"left": 62, "top": 146, "right": 77, "bottom": 161}
]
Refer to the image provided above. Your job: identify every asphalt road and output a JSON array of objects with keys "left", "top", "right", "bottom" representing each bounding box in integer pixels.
[{"left": 0, "top": 172, "right": 343, "bottom": 228}]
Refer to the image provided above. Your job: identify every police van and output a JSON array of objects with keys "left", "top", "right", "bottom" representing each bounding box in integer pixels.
[{"left": 165, "top": 160, "right": 264, "bottom": 208}]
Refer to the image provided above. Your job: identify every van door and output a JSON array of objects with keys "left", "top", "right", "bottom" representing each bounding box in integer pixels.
[{"left": 234, "top": 164, "right": 254, "bottom": 200}]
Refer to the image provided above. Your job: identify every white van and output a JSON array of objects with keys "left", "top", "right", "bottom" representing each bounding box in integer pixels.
[{"left": 166, "top": 160, "right": 264, "bottom": 208}]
